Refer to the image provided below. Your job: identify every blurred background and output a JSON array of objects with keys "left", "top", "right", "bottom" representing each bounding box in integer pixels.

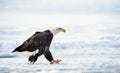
[{"left": 0, "top": 0, "right": 120, "bottom": 73}]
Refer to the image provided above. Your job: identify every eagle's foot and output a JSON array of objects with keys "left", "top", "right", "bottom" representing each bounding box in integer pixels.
[
  {"left": 50, "top": 59, "right": 62, "bottom": 64},
  {"left": 28, "top": 55, "right": 35, "bottom": 64}
]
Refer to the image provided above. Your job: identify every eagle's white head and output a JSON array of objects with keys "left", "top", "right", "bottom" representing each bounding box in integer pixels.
[{"left": 50, "top": 27, "right": 66, "bottom": 36}]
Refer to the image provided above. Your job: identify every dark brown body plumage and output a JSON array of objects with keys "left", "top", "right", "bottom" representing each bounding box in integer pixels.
[{"left": 12, "top": 30, "right": 54, "bottom": 64}]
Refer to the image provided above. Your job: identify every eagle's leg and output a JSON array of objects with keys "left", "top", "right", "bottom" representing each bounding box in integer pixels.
[
  {"left": 43, "top": 48, "right": 61, "bottom": 64},
  {"left": 44, "top": 48, "right": 54, "bottom": 62},
  {"left": 28, "top": 49, "right": 43, "bottom": 64}
]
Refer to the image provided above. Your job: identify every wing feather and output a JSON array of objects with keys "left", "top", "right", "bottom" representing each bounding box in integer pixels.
[{"left": 12, "top": 31, "right": 53, "bottom": 52}]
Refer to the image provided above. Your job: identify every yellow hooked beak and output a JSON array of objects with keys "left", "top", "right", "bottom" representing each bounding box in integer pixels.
[{"left": 61, "top": 28, "right": 66, "bottom": 32}]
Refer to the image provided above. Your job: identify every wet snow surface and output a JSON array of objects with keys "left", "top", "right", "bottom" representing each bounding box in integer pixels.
[{"left": 0, "top": 14, "right": 120, "bottom": 73}]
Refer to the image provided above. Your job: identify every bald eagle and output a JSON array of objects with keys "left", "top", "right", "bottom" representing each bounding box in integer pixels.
[{"left": 12, "top": 27, "right": 66, "bottom": 64}]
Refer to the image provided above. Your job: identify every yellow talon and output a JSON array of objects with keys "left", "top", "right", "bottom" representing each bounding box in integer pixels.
[
  {"left": 50, "top": 59, "right": 62, "bottom": 64},
  {"left": 30, "top": 58, "right": 35, "bottom": 64}
]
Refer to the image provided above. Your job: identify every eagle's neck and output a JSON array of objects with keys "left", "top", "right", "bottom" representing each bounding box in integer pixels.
[{"left": 49, "top": 29, "right": 60, "bottom": 36}]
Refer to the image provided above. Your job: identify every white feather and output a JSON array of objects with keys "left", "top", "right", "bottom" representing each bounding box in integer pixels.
[
  {"left": 49, "top": 28, "right": 61, "bottom": 36},
  {"left": 13, "top": 49, "right": 39, "bottom": 57}
]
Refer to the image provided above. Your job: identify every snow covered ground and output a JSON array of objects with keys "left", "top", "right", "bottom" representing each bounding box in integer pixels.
[{"left": 0, "top": 13, "right": 120, "bottom": 73}]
